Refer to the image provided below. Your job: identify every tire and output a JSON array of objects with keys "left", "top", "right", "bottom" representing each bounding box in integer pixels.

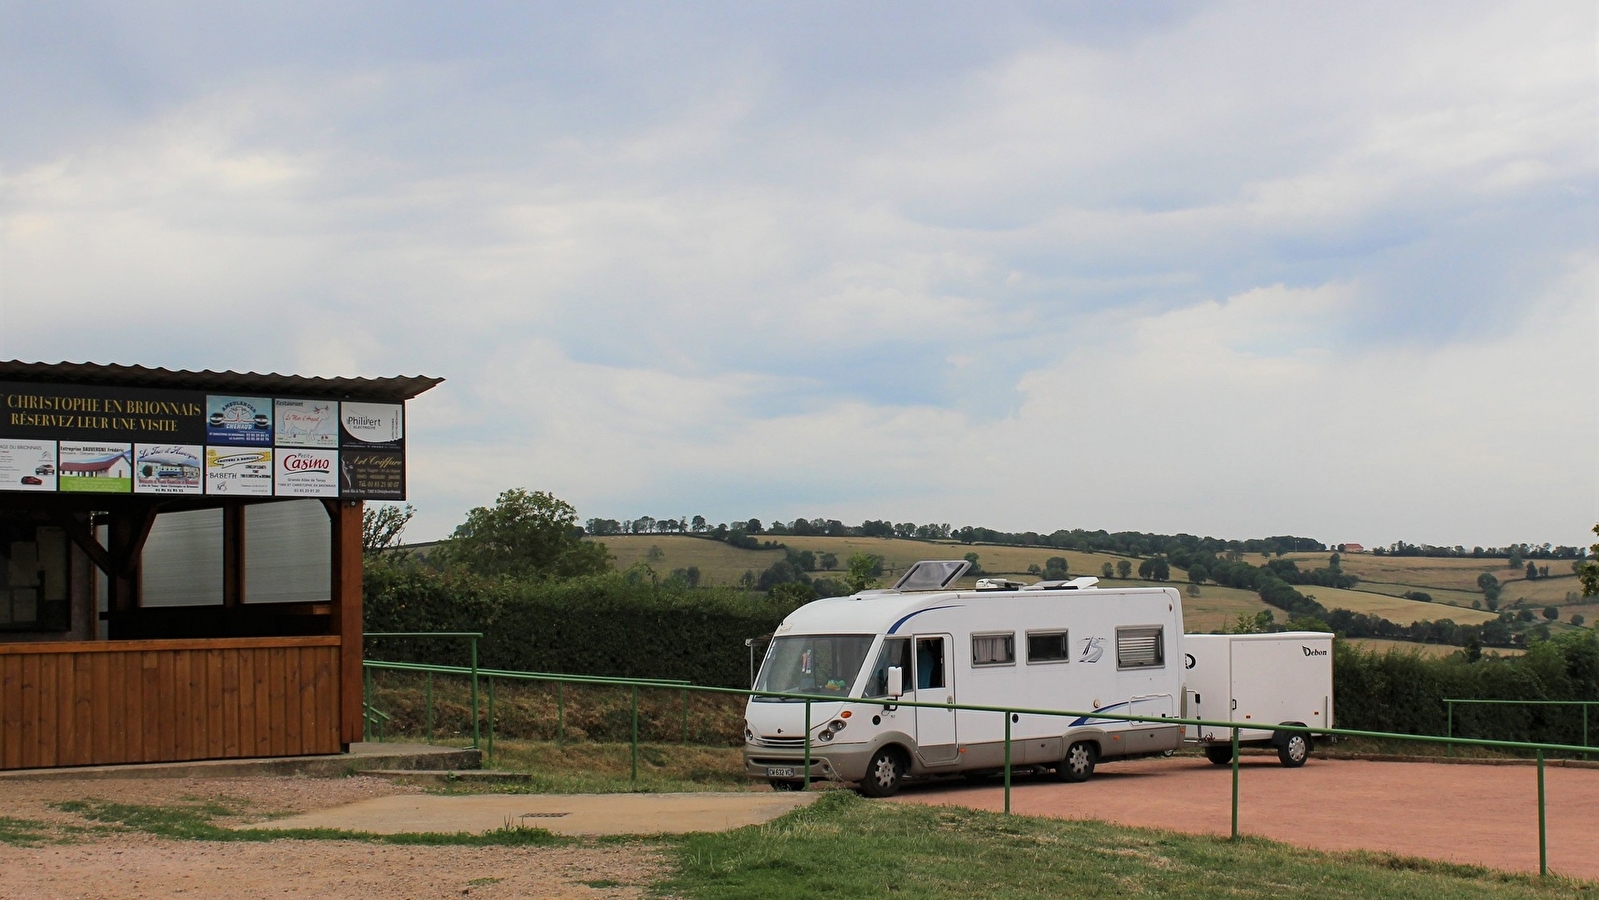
[
  {"left": 1058, "top": 741, "right": 1097, "bottom": 783},
  {"left": 1278, "top": 733, "right": 1310, "bottom": 768},
  {"left": 1204, "top": 745, "right": 1234, "bottom": 766},
  {"left": 768, "top": 779, "right": 802, "bottom": 791},
  {"left": 858, "top": 748, "right": 906, "bottom": 798}
]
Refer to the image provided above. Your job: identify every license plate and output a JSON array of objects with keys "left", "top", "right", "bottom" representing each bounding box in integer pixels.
[{"left": 765, "top": 766, "right": 796, "bottom": 778}]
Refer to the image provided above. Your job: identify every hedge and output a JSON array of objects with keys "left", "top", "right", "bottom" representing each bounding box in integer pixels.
[{"left": 363, "top": 561, "right": 787, "bottom": 687}]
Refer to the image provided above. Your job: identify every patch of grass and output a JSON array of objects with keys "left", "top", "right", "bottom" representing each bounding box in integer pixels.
[
  {"left": 0, "top": 816, "right": 53, "bottom": 847},
  {"left": 425, "top": 738, "right": 753, "bottom": 795},
  {"left": 660, "top": 792, "right": 1591, "bottom": 899},
  {"left": 52, "top": 799, "right": 569, "bottom": 847},
  {"left": 466, "top": 876, "right": 503, "bottom": 886},
  {"left": 581, "top": 879, "right": 623, "bottom": 888}
]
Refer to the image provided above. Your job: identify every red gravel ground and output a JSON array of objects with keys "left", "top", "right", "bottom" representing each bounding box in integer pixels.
[{"left": 889, "top": 756, "right": 1599, "bottom": 880}]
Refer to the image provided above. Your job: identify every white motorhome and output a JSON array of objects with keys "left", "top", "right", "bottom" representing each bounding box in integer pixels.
[
  {"left": 1181, "top": 631, "right": 1334, "bottom": 767},
  {"left": 743, "top": 560, "right": 1185, "bottom": 796}
]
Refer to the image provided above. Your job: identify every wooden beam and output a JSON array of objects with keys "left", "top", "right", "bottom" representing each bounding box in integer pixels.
[
  {"left": 222, "top": 503, "right": 246, "bottom": 608},
  {"left": 48, "top": 510, "right": 113, "bottom": 576},
  {"left": 329, "top": 499, "right": 365, "bottom": 747}
]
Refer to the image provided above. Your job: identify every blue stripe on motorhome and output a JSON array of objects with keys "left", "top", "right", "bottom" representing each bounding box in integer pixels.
[
  {"left": 1071, "top": 701, "right": 1132, "bottom": 727},
  {"left": 887, "top": 605, "right": 963, "bottom": 635}
]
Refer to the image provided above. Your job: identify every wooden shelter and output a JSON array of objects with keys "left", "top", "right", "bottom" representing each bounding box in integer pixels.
[{"left": 0, "top": 362, "right": 440, "bottom": 769}]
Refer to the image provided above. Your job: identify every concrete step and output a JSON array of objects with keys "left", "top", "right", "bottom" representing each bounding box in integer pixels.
[{"left": 0, "top": 742, "right": 482, "bottom": 781}]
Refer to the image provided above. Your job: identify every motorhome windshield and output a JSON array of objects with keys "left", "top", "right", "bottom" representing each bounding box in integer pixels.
[{"left": 754, "top": 635, "right": 876, "bottom": 700}]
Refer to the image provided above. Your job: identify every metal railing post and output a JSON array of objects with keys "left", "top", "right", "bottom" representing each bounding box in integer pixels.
[
  {"left": 1584, "top": 705, "right": 1590, "bottom": 759},
  {"left": 557, "top": 682, "right": 565, "bottom": 744},
  {"left": 363, "top": 664, "right": 372, "bottom": 742},
  {"left": 1446, "top": 701, "right": 1453, "bottom": 758},
  {"left": 425, "top": 671, "right": 433, "bottom": 743},
  {"left": 470, "top": 638, "right": 481, "bottom": 750},
  {"left": 1003, "top": 712, "right": 1012, "bottom": 816},
  {"left": 1230, "top": 727, "right": 1241, "bottom": 840},
  {"left": 802, "top": 700, "right": 812, "bottom": 792},
  {"left": 630, "top": 685, "right": 639, "bottom": 783},
  {"left": 1537, "top": 749, "right": 1547, "bottom": 877},
  {"left": 681, "top": 689, "right": 688, "bottom": 745},
  {"left": 487, "top": 676, "right": 495, "bottom": 763}
]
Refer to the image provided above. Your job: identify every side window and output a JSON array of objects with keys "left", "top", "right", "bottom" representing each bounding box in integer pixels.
[
  {"left": 1116, "top": 626, "right": 1165, "bottom": 669},
  {"left": 864, "top": 638, "right": 911, "bottom": 697},
  {"left": 1026, "top": 630, "right": 1070, "bottom": 664},
  {"left": 915, "top": 637, "right": 945, "bottom": 690},
  {"left": 971, "top": 632, "right": 1015, "bottom": 667}
]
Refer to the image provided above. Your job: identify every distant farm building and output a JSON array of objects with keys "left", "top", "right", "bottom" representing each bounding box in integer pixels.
[{"left": 1339, "top": 543, "right": 1365, "bottom": 553}]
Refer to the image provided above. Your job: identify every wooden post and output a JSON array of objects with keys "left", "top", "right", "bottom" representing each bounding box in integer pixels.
[
  {"left": 328, "top": 499, "right": 365, "bottom": 747},
  {"left": 222, "top": 502, "right": 246, "bottom": 609}
]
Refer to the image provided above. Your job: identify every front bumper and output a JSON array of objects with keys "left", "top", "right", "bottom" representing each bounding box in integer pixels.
[{"left": 744, "top": 742, "right": 879, "bottom": 782}]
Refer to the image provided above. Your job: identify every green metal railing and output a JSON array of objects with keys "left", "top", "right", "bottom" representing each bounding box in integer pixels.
[
  {"left": 362, "top": 654, "right": 1593, "bottom": 877},
  {"left": 364, "top": 632, "right": 483, "bottom": 748},
  {"left": 1444, "top": 698, "right": 1596, "bottom": 759}
]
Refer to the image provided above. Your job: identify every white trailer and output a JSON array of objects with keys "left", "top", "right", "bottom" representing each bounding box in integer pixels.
[
  {"left": 743, "top": 560, "right": 1186, "bottom": 796},
  {"left": 1181, "top": 631, "right": 1334, "bottom": 767}
]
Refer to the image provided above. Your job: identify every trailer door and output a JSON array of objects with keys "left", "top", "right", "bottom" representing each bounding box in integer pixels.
[
  {"left": 1229, "top": 638, "right": 1295, "bottom": 742},
  {"left": 913, "top": 634, "right": 958, "bottom": 764}
]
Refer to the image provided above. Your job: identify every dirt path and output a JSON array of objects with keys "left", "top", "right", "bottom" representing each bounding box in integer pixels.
[
  {"left": 889, "top": 756, "right": 1599, "bottom": 880},
  {"left": 0, "top": 776, "right": 665, "bottom": 900}
]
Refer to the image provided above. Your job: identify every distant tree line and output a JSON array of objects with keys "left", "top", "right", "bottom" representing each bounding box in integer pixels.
[{"left": 1370, "top": 540, "right": 1586, "bottom": 560}]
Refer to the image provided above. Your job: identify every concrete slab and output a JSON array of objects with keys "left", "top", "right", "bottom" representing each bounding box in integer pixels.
[
  {"left": 242, "top": 791, "right": 819, "bottom": 836},
  {"left": 0, "top": 742, "right": 480, "bottom": 781}
]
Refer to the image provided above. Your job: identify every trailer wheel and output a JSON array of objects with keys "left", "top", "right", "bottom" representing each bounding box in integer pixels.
[
  {"left": 858, "top": 748, "right": 905, "bottom": 798},
  {"left": 1278, "top": 733, "right": 1310, "bottom": 768},
  {"left": 1058, "top": 741, "right": 1097, "bottom": 783},
  {"left": 1204, "top": 745, "right": 1233, "bottom": 766}
]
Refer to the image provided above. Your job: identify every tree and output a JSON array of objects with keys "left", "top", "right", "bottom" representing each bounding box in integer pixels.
[
  {"left": 690, "top": 515, "right": 707, "bottom": 532},
  {"left": 1043, "top": 556, "right": 1069, "bottom": 580},
  {"left": 819, "top": 552, "right": 838, "bottom": 571},
  {"left": 963, "top": 552, "right": 984, "bottom": 576},
  {"left": 1137, "top": 557, "right": 1170, "bottom": 581},
  {"left": 1101, "top": 562, "right": 1114, "bottom": 579},
  {"left": 362, "top": 503, "right": 415, "bottom": 557},
  {"left": 1577, "top": 524, "right": 1599, "bottom": 597},
  {"left": 769, "top": 581, "right": 816, "bottom": 607},
  {"left": 1543, "top": 606, "right": 1560, "bottom": 621},
  {"left": 436, "top": 489, "right": 612, "bottom": 579},
  {"left": 1477, "top": 572, "right": 1499, "bottom": 591},
  {"left": 1116, "top": 560, "right": 1132, "bottom": 579},
  {"left": 645, "top": 545, "right": 665, "bottom": 563},
  {"left": 844, "top": 552, "right": 885, "bottom": 593},
  {"left": 758, "top": 560, "right": 801, "bottom": 590},
  {"left": 1573, "top": 614, "right": 1586, "bottom": 627},
  {"left": 1187, "top": 564, "right": 1209, "bottom": 584},
  {"left": 1526, "top": 562, "right": 1539, "bottom": 580}
]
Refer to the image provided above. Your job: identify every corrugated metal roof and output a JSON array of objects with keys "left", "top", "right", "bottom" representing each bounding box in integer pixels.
[{"left": 0, "top": 361, "right": 443, "bottom": 401}]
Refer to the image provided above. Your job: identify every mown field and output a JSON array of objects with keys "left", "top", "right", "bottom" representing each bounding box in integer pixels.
[{"left": 1345, "top": 638, "right": 1524, "bottom": 658}]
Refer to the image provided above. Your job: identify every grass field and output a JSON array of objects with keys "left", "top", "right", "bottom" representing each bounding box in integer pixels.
[
  {"left": 594, "top": 535, "right": 785, "bottom": 585},
  {"left": 1294, "top": 586, "right": 1500, "bottom": 625},
  {"left": 664, "top": 792, "right": 1583, "bottom": 900},
  {"left": 1345, "top": 638, "right": 1524, "bottom": 658}
]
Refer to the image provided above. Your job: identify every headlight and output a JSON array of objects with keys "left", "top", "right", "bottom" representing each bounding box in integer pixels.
[
  {"left": 829, "top": 719, "right": 846, "bottom": 732},
  {"left": 818, "top": 730, "right": 834, "bottom": 742},
  {"left": 744, "top": 726, "right": 754, "bottom": 743}
]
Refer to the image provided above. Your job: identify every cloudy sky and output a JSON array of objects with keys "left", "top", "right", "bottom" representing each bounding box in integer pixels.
[{"left": 1, "top": 2, "right": 1594, "bottom": 548}]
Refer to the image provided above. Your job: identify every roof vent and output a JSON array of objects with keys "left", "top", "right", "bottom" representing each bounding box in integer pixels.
[
  {"left": 974, "top": 577, "right": 1026, "bottom": 591},
  {"left": 891, "top": 560, "right": 971, "bottom": 592}
]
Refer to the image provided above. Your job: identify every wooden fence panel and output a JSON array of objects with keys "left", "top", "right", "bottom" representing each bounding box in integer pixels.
[{"left": 0, "top": 637, "right": 343, "bottom": 770}]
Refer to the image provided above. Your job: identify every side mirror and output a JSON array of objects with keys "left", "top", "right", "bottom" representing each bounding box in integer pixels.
[{"left": 886, "top": 666, "right": 903, "bottom": 700}]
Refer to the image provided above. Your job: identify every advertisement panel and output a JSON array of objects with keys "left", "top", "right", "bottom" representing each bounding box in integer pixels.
[
  {"left": 275, "top": 449, "right": 338, "bottom": 497},
  {"left": 58, "top": 442, "right": 133, "bottom": 493},
  {"left": 134, "top": 444, "right": 203, "bottom": 494},
  {"left": 340, "top": 402, "right": 403, "bottom": 450},
  {"left": 274, "top": 399, "right": 339, "bottom": 448},
  {"left": 1, "top": 382, "right": 205, "bottom": 444},
  {"left": 0, "top": 439, "right": 57, "bottom": 492},
  {"left": 339, "top": 449, "right": 405, "bottom": 500},
  {"left": 205, "top": 447, "right": 273, "bottom": 496},
  {"left": 206, "top": 396, "right": 273, "bottom": 446}
]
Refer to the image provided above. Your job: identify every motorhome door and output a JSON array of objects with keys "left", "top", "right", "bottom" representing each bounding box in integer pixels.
[{"left": 913, "top": 634, "right": 958, "bottom": 764}]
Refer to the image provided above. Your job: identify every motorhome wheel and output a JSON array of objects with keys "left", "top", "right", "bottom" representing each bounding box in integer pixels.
[
  {"left": 1058, "top": 741, "right": 1097, "bottom": 783},
  {"left": 1278, "top": 733, "right": 1310, "bottom": 768},
  {"left": 1204, "top": 745, "right": 1233, "bottom": 765},
  {"left": 858, "top": 748, "right": 905, "bottom": 797}
]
